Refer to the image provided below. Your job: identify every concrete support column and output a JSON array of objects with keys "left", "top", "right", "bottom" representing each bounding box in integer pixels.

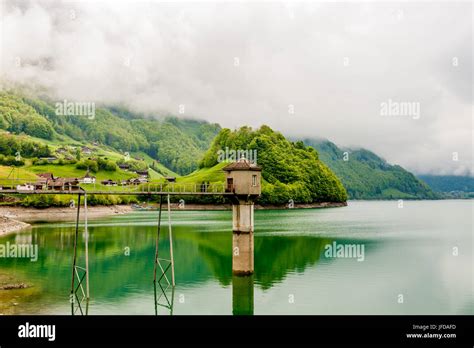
[{"left": 232, "top": 201, "right": 254, "bottom": 275}]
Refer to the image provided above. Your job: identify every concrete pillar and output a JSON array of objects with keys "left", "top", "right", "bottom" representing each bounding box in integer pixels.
[{"left": 232, "top": 201, "right": 254, "bottom": 275}]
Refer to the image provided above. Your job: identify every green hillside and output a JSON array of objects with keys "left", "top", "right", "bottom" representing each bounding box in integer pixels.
[
  {"left": 198, "top": 126, "right": 347, "bottom": 204},
  {"left": 303, "top": 139, "right": 437, "bottom": 200},
  {"left": 0, "top": 88, "right": 437, "bottom": 205},
  {"left": 0, "top": 91, "right": 220, "bottom": 175},
  {"left": 418, "top": 175, "right": 474, "bottom": 198}
]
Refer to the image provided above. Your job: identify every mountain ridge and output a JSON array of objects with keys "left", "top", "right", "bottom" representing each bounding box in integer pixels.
[{"left": 301, "top": 138, "right": 437, "bottom": 200}]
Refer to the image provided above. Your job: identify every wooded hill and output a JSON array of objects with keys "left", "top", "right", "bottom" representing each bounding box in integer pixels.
[
  {"left": 0, "top": 91, "right": 220, "bottom": 175},
  {"left": 0, "top": 89, "right": 442, "bottom": 205},
  {"left": 302, "top": 139, "right": 437, "bottom": 199}
]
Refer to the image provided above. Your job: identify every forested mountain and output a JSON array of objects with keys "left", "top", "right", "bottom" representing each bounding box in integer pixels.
[
  {"left": 198, "top": 126, "right": 347, "bottom": 204},
  {"left": 302, "top": 139, "right": 437, "bottom": 200},
  {"left": 0, "top": 91, "right": 220, "bottom": 175},
  {"left": 0, "top": 89, "right": 444, "bottom": 203},
  {"left": 418, "top": 175, "right": 474, "bottom": 193}
]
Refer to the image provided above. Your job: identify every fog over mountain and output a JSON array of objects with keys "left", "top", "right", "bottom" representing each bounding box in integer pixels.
[{"left": 1, "top": 1, "right": 472, "bottom": 176}]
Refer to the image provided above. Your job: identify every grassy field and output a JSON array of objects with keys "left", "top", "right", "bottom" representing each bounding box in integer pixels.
[
  {"left": 177, "top": 162, "right": 227, "bottom": 184},
  {"left": 0, "top": 166, "right": 38, "bottom": 185},
  {"left": 26, "top": 164, "right": 137, "bottom": 181}
]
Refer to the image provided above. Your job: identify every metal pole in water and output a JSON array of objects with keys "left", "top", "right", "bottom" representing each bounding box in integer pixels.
[
  {"left": 167, "top": 194, "right": 175, "bottom": 286},
  {"left": 84, "top": 192, "right": 89, "bottom": 301},
  {"left": 71, "top": 193, "right": 81, "bottom": 310},
  {"left": 153, "top": 195, "right": 163, "bottom": 282}
]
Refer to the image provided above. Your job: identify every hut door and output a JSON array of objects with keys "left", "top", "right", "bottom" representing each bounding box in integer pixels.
[{"left": 227, "top": 178, "right": 233, "bottom": 192}]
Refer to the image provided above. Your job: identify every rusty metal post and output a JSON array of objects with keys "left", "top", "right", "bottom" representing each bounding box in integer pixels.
[
  {"left": 167, "top": 194, "right": 175, "bottom": 286},
  {"left": 70, "top": 193, "right": 81, "bottom": 310},
  {"left": 153, "top": 195, "right": 164, "bottom": 282}
]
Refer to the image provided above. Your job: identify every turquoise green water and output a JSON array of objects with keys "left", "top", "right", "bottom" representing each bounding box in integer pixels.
[{"left": 0, "top": 200, "right": 472, "bottom": 315}]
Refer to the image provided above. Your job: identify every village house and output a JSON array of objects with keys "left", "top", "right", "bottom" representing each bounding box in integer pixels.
[
  {"left": 16, "top": 183, "right": 35, "bottom": 192},
  {"left": 118, "top": 164, "right": 130, "bottom": 170},
  {"left": 81, "top": 146, "right": 92, "bottom": 155},
  {"left": 101, "top": 179, "right": 118, "bottom": 186},
  {"left": 33, "top": 180, "right": 47, "bottom": 190},
  {"left": 135, "top": 170, "right": 148, "bottom": 178},
  {"left": 165, "top": 177, "right": 176, "bottom": 183},
  {"left": 55, "top": 147, "right": 67, "bottom": 155},
  {"left": 37, "top": 173, "right": 55, "bottom": 181},
  {"left": 80, "top": 172, "right": 96, "bottom": 184},
  {"left": 47, "top": 178, "right": 80, "bottom": 191}
]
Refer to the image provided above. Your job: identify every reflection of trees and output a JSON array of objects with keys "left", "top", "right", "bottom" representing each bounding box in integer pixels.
[
  {"left": 193, "top": 234, "right": 332, "bottom": 289},
  {"left": 0, "top": 225, "right": 212, "bottom": 305},
  {"left": 1, "top": 221, "right": 372, "bottom": 312},
  {"left": 254, "top": 236, "right": 331, "bottom": 289}
]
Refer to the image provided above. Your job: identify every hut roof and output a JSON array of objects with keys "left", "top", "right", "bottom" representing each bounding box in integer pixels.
[
  {"left": 223, "top": 158, "right": 261, "bottom": 172},
  {"left": 37, "top": 173, "right": 54, "bottom": 180}
]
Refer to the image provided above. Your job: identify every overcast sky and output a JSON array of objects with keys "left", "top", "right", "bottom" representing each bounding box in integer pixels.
[{"left": 1, "top": 1, "right": 472, "bottom": 176}]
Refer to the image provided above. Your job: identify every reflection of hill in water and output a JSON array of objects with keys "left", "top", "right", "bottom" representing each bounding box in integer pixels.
[
  {"left": 0, "top": 223, "right": 374, "bottom": 307},
  {"left": 194, "top": 234, "right": 333, "bottom": 289}
]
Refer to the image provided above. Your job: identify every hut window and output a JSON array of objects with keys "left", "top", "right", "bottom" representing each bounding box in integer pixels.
[{"left": 252, "top": 175, "right": 257, "bottom": 187}]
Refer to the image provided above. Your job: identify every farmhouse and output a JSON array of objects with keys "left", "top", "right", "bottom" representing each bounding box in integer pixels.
[
  {"left": 80, "top": 172, "right": 96, "bottom": 184},
  {"left": 81, "top": 146, "right": 92, "bottom": 155},
  {"left": 37, "top": 173, "right": 54, "bottom": 181},
  {"left": 135, "top": 170, "right": 148, "bottom": 177},
  {"left": 16, "top": 183, "right": 35, "bottom": 192},
  {"left": 101, "top": 179, "right": 118, "bottom": 186},
  {"left": 47, "top": 178, "right": 80, "bottom": 191},
  {"left": 55, "top": 148, "right": 67, "bottom": 155}
]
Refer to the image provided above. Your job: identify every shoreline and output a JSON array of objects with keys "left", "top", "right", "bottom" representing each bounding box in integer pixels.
[
  {"left": 0, "top": 202, "right": 347, "bottom": 237},
  {"left": 0, "top": 216, "right": 31, "bottom": 237},
  {"left": 0, "top": 205, "right": 133, "bottom": 224},
  {"left": 0, "top": 201, "right": 347, "bottom": 236}
]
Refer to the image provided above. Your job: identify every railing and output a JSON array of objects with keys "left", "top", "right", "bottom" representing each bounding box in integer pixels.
[{"left": 0, "top": 179, "right": 229, "bottom": 195}]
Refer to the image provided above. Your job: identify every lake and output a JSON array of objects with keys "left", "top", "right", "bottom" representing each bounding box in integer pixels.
[{"left": 0, "top": 200, "right": 472, "bottom": 315}]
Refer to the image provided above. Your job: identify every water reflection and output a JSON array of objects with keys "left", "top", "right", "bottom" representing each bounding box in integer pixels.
[
  {"left": 1, "top": 202, "right": 470, "bottom": 315},
  {"left": 232, "top": 275, "right": 254, "bottom": 315},
  {"left": 0, "top": 211, "right": 375, "bottom": 315}
]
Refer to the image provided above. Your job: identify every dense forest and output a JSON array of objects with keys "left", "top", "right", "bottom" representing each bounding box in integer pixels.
[
  {"left": 200, "top": 126, "right": 348, "bottom": 204},
  {"left": 303, "top": 139, "right": 437, "bottom": 199},
  {"left": 0, "top": 91, "right": 220, "bottom": 175}
]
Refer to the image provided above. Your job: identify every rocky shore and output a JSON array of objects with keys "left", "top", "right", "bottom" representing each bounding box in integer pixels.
[{"left": 0, "top": 215, "right": 30, "bottom": 237}]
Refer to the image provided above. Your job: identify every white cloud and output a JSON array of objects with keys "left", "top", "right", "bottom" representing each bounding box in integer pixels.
[{"left": 1, "top": 1, "right": 472, "bottom": 175}]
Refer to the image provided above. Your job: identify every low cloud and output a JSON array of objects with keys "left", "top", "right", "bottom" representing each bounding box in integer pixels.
[{"left": 1, "top": 1, "right": 472, "bottom": 175}]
